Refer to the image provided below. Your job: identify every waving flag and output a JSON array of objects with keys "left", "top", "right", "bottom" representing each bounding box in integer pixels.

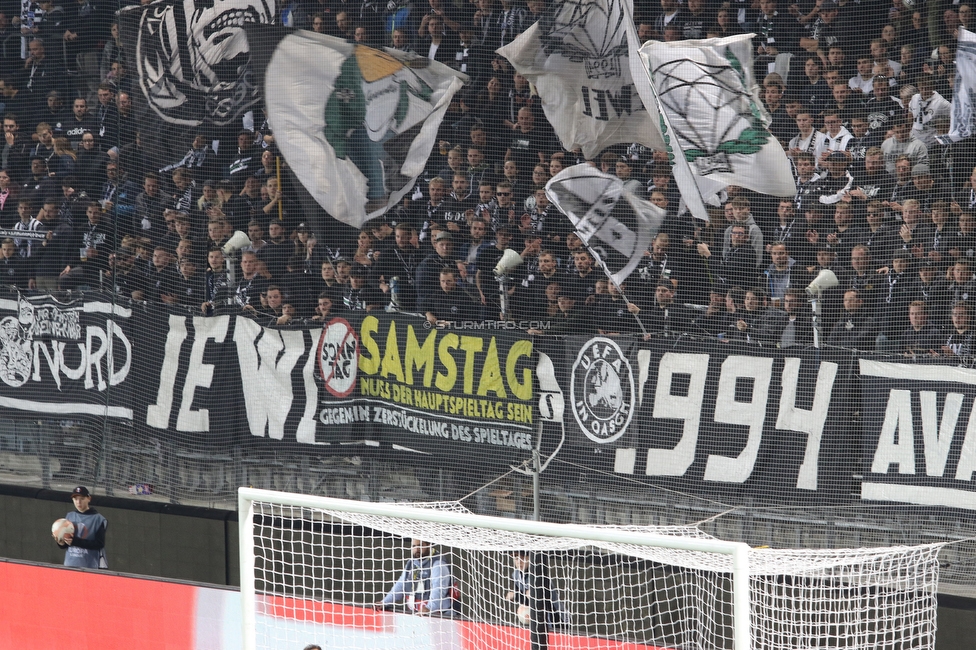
[
  {"left": 497, "top": 0, "right": 667, "bottom": 158},
  {"left": 119, "top": 0, "right": 278, "bottom": 127},
  {"left": 637, "top": 34, "right": 796, "bottom": 197},
  {"left": 942, "top": 27, "right": 976, "bottom": 144},
  {"left": 546, "top": 164, "right": 665, "bottom": 286},
  {"left": 247, "top": 26, "right": 467, "bottom": 228},
  {"left": 500, "top": 0, "right": 717, "bottom": 222}
]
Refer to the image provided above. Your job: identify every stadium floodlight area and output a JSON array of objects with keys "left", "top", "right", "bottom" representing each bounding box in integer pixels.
[{"left": 239, "top": 488, "right": 942, "bottom": 650}]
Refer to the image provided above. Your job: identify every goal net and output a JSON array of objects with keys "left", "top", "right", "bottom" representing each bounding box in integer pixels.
[{"left": 238, "top": 488, "right": 942, "bottom": 650}]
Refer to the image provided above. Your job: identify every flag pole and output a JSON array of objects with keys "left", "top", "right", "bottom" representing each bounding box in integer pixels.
[
  {"left": 275, "top": 155, "right": 283, "bottom": 221},
  {"left": 596, "top": 240, "right": 648, "bottom": 336}
]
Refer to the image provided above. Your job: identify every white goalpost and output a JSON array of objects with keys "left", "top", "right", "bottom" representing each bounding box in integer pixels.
[{"left": 238, "top": 487, "right": 942, "bottom": 650}]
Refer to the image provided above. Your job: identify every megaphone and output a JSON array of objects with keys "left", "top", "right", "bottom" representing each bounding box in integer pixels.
[
  {"left": 494, "top": 249, "right": 523, "bottom": 276},
  {"left": 222, "top": 231, "right": 252, "bottom": 256},
  {"left": 805, "top": 269, "right": 839, "bottom": 298}
]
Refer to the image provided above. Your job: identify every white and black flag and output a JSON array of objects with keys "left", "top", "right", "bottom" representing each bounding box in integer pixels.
[
  {"left": 119, "top": 0, "right": 278, "bottom": 127},
  {"left": 545, "top": 164, "right": 664, "bottom": 286},
  {"left": 942, "top": 27, "right": 976, "bottom": 144},
  {"left": 498, "top": 0, "right": 665, "bottom": 159}
]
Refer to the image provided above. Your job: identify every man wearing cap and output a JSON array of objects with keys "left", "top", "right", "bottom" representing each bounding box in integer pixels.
[
  {"left": 55, "top": 486, "right": 107, "bottom": 569},
  {"left": 910, "top": 258, "right": 943, "bottom": 312},
  {"left": 342, "top": 266, "right": 384, "bottom": 311},
  {"left": 881, "top": 116, "right": 928, "bottom": 177},
  {"left": 379, "top": 538, "right": 458, "bottom": 615},
  {"left": 799, "top": 1, "right": 848, "bottom": 65},
  {"left": 416, "top": 230, "right": 461, "bottom": 298},
  {"left": 907, "top": 163, "right": 947, "bottom": 214}
]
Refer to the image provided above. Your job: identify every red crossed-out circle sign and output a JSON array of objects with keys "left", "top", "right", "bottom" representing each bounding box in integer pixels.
[{"left": 317, "top": 318, "right": 359, "bottom": 398}]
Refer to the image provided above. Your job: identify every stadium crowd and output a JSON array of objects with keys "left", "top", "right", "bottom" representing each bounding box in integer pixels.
[{"left": 0, "top": 0, "right": 974, "bottom": 358}]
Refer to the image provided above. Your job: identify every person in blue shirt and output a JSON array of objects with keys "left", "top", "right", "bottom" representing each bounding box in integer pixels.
[
  {"left": 55, "top": 486, "right": 107, "bottom": 569},
  {"left": 379, "top": 539, "right": 457, "bottom": 616}
]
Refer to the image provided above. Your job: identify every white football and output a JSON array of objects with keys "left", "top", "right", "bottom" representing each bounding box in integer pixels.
[
  {"left": 902, "top": 0, "right": 915, "bottom": 8},
  {"left": 52, "top": 518, "right": 75, "bottom": 543},
  {"left": 516, "top": 604, "right": 531, "bottom": 625}
]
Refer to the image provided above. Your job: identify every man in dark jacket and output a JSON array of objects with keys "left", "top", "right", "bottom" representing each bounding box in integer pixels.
[{"left": 827, "top": 289, "right": 877, "bottom": 350}]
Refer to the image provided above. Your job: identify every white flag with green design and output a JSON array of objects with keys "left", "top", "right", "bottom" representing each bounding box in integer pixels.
[
  {"left": 250, "top": 27, "right": 467, "bottom": 228},
  {"left": 638, "top": 34, "right": 796, "bottom": 197}
]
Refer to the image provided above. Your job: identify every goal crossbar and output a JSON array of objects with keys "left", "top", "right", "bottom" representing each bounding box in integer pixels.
[{"left": 238, "top": 487, "right": 752, "bottom": 650}]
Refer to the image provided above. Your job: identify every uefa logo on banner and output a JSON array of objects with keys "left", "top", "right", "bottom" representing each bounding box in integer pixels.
[
  {"left": 570, "top": 337, "right": 634, "bottom": 444},
  {"left": 317, "top": 318, "right": 359, "bottom": 398}
]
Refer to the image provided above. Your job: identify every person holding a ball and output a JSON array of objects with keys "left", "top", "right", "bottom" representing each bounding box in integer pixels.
[{"left": 54, "top": 486, "right": 108, "bottom": 569}]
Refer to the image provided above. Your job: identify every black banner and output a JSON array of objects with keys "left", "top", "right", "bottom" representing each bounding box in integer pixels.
[
  {"left": 860, "top": 358, "right": 976, "bottom": 510},
  {"left": 539, "top": 336, "right": 856, "bottom": 504},
  {"left": 20, "top": 292, "right": 976, "bottom": 514},
  {"left": 0, "top": 294, "right": 137, "bottom": 418},
  {"left": 0, "top": 296, "right": 537, "bottom": 465}
]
